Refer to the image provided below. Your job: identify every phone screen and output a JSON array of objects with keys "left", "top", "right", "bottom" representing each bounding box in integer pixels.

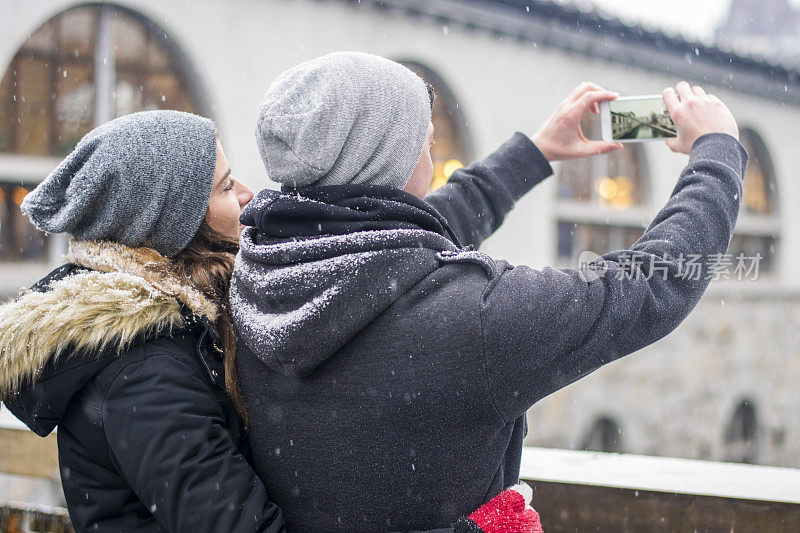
[{"left": 610, "top": 97, "right": 677, "bottom": 140}]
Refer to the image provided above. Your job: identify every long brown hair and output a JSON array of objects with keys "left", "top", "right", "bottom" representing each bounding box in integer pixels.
[{"left": 168, "top": 220, "right": 247, "bottom": 423}]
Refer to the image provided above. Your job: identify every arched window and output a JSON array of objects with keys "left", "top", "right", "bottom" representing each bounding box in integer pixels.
[
  {"left": 725, "top": 399, "right": 757, "bottom": 463},
  {"left": 727, "top": 129, "right": 779, "bottom": 277},
  {"left": 0, "top": 4, "right": 206, "bottom": 263},
  {"left": 556, "top": 115, "right": 650, "bottom": 264},
  {"left": 582, "top": 416, "right": 623, "bottom": 453},
  {"left": 0, "top": 184, "right": 48, "bottom": 262},
  {"left": 400, "top": 62, "right": 473, "bottom": 191}
]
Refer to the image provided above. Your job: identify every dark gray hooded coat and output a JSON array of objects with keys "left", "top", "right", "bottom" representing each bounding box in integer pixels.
[{"left": 230, "top": 132, "right": 747, "bottom": 532}]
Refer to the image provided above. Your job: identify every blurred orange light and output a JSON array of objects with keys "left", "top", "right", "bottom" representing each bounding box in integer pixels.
[
  {"left": 614, "top": 175, "right": 632, "bottom": 194},
  {"left": 596, "top": 177, "right": 618, "bottom": 200},
  {"left": 443, "top": 159, "right": 463, "bottom": 178},
  {"left": 615, "top": 191, "right": 633, "bottom": 209},
  {"left": 12, "top": 186, "right": 28, "bottom": 206}
]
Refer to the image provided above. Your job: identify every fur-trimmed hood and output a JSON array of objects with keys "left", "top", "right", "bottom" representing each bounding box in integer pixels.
[{"left": 0, "top": 239, "right": 218, "bottom": 399}]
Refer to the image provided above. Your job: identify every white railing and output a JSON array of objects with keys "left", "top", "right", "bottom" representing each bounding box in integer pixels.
[{"left": 520, "top": 446, "right": 800, "bottom": 504}]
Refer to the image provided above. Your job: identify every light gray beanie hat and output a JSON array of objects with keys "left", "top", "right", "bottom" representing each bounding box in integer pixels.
[
  {"left": 255, "top": 51, "right": 432, "bottom": 189},
  {"left": 21, "top": 110, "right": 217, "bottom": 257}
]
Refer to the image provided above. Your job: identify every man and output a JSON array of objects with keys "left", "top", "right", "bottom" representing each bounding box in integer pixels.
[{"left": 231, "top": 51, "right": 746, "bottom": 532}]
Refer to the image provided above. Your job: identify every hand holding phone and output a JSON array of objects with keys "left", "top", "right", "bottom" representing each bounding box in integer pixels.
[
  {"left": 531, "top": 82, "right": 623, "bottom": 162},
  {"left": 661, "top": 82, "right": 739, "bottom": 154},
  {"left": 599, "top": 82, "right": 739, "bottom": 155}
]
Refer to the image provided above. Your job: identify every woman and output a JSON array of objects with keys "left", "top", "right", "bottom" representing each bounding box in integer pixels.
[{"left": 0, "top": 110, "right": 541, "bottom": 532}]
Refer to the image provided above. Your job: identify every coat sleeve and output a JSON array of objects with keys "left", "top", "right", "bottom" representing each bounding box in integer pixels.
[
  {"left": 424, "top": 132, "right": 553, "bottom": 249},
  {"left": 479, "top": 133, "right": 748, "bottom": 422},
  {"left": 101, "top": 349, "right": 287, "bottom": 533}
]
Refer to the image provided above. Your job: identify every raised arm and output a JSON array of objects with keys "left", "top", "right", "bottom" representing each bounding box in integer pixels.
[
  {"left": 478, "top": 82, "right": 747, "bottom": 421},
  {"left": 424, "top": 133, "right": 552, "bottom": 249},
  {"left": 425, "top": 82, "right": 622, "bottom": 249}
]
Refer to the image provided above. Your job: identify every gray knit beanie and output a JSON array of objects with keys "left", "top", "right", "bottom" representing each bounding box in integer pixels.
[
  {"left": 21, "top": 110, "right": 217, "bottom": 257},
  {"left": 256, "top": 51, "right": 432, "bottom": 189}
]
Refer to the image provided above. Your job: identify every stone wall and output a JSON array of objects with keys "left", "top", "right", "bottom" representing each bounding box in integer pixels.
[{"left": 525, "top": 283, "right": 800, "bottom": 467}]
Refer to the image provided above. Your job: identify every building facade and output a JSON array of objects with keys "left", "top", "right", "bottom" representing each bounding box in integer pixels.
[
  {"left": 716, "top": 0, "right": 800, "bottom": 66},
  {"left": 1, "top": 0, "right": 799, "bottom": 490}
]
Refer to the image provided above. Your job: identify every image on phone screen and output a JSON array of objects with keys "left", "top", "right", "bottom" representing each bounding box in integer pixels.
[{"left": 610, "top": 97, "right": 677, "bottom": 140}]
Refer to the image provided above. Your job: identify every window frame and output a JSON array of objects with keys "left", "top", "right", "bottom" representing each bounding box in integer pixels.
[
  {"left": 553, "top": 133, "right": 652, "bottom": 267},
  {"left": 724, "top": 399, "right": 758, "bottom": 464},
  {"left": 0, "top": 3, "right": 209, "bottom": 293},
  {"left": 725, "top": 128, "right": 781, "bottom": 278}
]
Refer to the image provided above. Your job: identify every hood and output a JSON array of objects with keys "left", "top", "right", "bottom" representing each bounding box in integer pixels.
[
  {"left": 0, "top": 240, "right": 218, "bottom": 435},
  {"left": 231, "top": 185, "right": 460, "bottom": 377}
]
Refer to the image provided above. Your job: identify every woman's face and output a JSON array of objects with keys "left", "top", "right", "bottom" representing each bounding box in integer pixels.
[{"left": 205, "top": 141, "right": 254, "bottom": 240}]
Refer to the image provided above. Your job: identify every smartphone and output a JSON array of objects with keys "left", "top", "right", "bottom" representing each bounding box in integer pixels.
[{"left": 600, "top": 95, "right": 677, "bottom": 142}]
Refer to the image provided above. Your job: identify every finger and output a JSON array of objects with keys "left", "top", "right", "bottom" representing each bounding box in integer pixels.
[
  {"left": 567, "top": 82, "right": 602, "bottom": 101},
  {"left": 665, "top": 138, "right": 682, "bottom": 153},
  {"left": 708, "top": 94, "right": 723, "bottom": 104},
  {"left": 663, "top": 87, "right": 679, "bottom": 113},
  {"left": 692, "top": 85, "right": 707, "bottom": 97},
  {"left": 591, "top": 102, "right": 599, "bottom": 114},
  {"left": 572, "top": 90, "right": 618, "bottom": 116},
  {"left": 580, "top": 140, "right": 623, "bottom": 157},
  {"left": 566, "top": 81, "right": 605, "bottom": 103},
  {"left": 676, "top": 81, "right": 693, "bottom": 102}
]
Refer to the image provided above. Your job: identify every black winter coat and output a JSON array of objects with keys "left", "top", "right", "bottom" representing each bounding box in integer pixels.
[
  {"left": 0, "top": 243, "right": 287, "bottom": 532},
  {"left": 0, "top": 226, "right": 468, "bottom": 533},
  {"left": 230, "top": 133, "right": 748, "bottom": 532}
]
